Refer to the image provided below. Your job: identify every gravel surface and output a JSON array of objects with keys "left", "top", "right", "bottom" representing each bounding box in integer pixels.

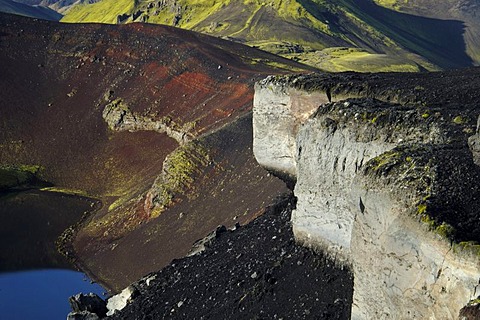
[{"left": 109, "top": 195, "right": 353, "bottom": 320}]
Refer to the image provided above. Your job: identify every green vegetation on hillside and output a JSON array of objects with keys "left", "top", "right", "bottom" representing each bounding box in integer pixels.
[
  {"left": 372, "top": 0, "right": 406, "bottom": 10},
  {"left": 61, "top": 0, "right": 134, "bottom": 24},
  {"left": 0, "top": 165, "right": 43, "bottom": 190},
  {"left": 287, "top": 47, "right": 421, "bottom": 72},
  {"left": 63, "top": 0, "right": 332, "bottom": 41},
  {"left": 61, "top": 0, "right": 474, "bottom": 71},
  {"left": 151, "top": 141, "right": 210, "bottom": 216}
]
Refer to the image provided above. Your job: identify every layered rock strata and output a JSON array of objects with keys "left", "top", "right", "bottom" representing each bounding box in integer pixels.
[{"left": 253, "top": 71, "right": 480, "bottom": 319}]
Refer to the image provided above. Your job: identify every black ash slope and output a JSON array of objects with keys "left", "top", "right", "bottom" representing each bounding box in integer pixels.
[{"left": 108, "top": 195, "right": 353, "bottom": 320}]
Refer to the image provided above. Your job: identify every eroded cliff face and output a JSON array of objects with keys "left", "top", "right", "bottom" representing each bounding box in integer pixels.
[
  {"left": 468, "top": 116, "right": 480, "bottom": 166},
  {"left": 253, "top": 71, "right": 480, "bottom": 319},
  {"left": 352, "top": 145, "right": 480, "bottom": 319},
  {"left": 253, "top": 82, "right": 329, "bottom": 180}
]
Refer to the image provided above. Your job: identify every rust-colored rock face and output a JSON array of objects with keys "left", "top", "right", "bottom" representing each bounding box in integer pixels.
[{"left": 0, "top": 13, "right": 305, "bottom": 290}]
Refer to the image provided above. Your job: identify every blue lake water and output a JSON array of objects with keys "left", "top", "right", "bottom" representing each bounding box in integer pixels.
[
  {"left": 0, "top": 190, "right": 107, "bottom": 319},
  {"left": 0, "top": 269, "right": 105, "bottom": 320}
]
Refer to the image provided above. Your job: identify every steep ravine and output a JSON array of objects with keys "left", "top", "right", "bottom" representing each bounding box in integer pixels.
[{"left": 253, "top": 70, "right": 480, "bottom": 319}]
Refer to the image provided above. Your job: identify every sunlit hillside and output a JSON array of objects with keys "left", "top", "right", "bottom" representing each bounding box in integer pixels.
[{"left": 57, "top": 0, "right": 478, "bottom": 72}]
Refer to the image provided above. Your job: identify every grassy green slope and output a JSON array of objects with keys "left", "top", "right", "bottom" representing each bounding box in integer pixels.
[
  {"left": 61, "top": 0, "right": 474, "bottom": 71},
  {"left": 61, "top": 0, "right": 134, "bottom": 23},
  {"left": 63, "top": 0, "right": 338, "bottom": 48},
  {"left": 288, "top": 47, "right": 421, "bottom": 72}
]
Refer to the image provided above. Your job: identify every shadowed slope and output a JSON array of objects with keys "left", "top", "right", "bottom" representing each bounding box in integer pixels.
[
  {"left": 336, "top": 0, "right": 473, "bottom": 69},
  {"left": 374, "top": 0, "right": 480, "bottom": 64},
  {"left": 0, "top": 13, "right": 306, "bottom": 290},
  {"left": 0, "top": 0, "right": 62, "bottom": 20},
  {"left": 13, "top": 0, "right": 97, "bottom": 13}
]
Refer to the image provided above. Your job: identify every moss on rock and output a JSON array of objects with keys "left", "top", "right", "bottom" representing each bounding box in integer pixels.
[
  {"left": 362, "top": 143, "right": 480, "bottom": 245},
  {"left": 150, "top": 141, "right": 211, "bottom": 217},
  {"left": 0, "top": 165, "right": 44, "bottom": 191}
]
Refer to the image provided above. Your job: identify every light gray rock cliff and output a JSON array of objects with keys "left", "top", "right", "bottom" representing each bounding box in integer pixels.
[
  {"left": 102, "top": 97, "right": 191, "bottom": 144},
  {"left": 253, "top": 73, "right": 480, "bottom": 319},
  {"left": 253, "top": 77, "right": 330, "bottom": 180},
  {"left": 351, "top": 145, "right": 480, "bottom": 319},
  {"left": 468, "top": 115, "right": 480, "bottom": 166}
]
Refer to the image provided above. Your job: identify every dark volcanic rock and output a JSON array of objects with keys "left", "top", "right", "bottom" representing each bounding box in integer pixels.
[
  {"left": 107, "top": 195, "right": 353, "bottom": 320},
  {"left": 69, "top": 293, "right": 107, "bottom": 318},
  {"left": 459, "top": 302, "right": 480, "bottom": 320},
  {"left": 67, "top": 311, "right": 100, "bottom": 320}
]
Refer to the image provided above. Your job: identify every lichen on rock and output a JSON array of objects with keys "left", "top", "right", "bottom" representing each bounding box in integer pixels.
[
  {"left": 102, "top": 98, "right": 137, "bottom": 131},
  {"left": 146, "top": 141, "right": 211, "bottom": 218},
  {"left": 0, "top": 164, "right": 45, "bottom": 191}
]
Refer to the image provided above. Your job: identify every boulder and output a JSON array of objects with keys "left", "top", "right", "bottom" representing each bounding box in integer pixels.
[
  {"left": 67, "top": 310, "right": 100, "bottom": 320},
  {"left": 68, "top": 293, "right": 107, "bottom": 318},
  {"left": 106, "top": 285, "right": 139, "bottom": 316}
]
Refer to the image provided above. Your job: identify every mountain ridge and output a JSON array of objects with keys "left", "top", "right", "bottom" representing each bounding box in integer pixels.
[
  {"left": 0, "top": 0, "right": 62, "bottom": 20},
  {"left": 57, "top": 0, "right": 477, "bottom": 71}
]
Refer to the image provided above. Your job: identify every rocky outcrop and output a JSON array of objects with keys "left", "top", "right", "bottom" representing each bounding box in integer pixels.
[
  {"left": 351, "top": 145, "right": 480, "bottom": 319},
  {"left": 144, "top": 140, "right": 211, "bottom": 218},
  {"left": 102, "top": 97, "right": 192, "bottom": 144},
  {"left": 253, "top": 71, "right": 480, "bottom": 319},
  {"left": 253, "top": 79, "right": 330, "bottom": 180},
  {"left": 105, "top": 285, "right": 139, "bottom": 316},
  {"left": 67, "top": 311, "right": 100, "bottom": 320},
  {"left": 293, "top": 99, "right": 445, "bottom": 263},
  {"left": 468, "top": 115, "right": 480, "bottom": 166},
  {"left": 67, "top": 293, "right": 107, "bottom": 319},
  {"left": 102, "top": 96, "right": 212, "bottom": 218}
]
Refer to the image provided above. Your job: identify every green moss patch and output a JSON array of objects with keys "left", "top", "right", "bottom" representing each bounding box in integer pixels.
[
  {"left": 452, "top": 115, "right": 469, "bottom": 125},
  {"left": 61, "top": 0, "right": 135, "bottom": 24},
  {"left": 286, "top": 47, "right": 421, "bottom": 73},
  {"left": 0, "top": 165, "right": 44, "bottom": 191},
  {"left": 368, "top": 150, "right": 402, "bottom": 173},
  {"left": 453, "top": 241, "right": 480, "bottom": 258},
  {"left": 151, "top": 141, "right": 211, "bottom": 217}
]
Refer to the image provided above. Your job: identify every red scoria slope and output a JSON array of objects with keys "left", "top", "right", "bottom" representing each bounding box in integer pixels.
[{"left": 0, "top": 13, "right": 313, "bottom": 290}]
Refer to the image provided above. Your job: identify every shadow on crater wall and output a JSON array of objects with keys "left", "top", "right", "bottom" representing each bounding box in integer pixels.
[{"left": 299, "top": 0, "right": 473, "bottom": 69}]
